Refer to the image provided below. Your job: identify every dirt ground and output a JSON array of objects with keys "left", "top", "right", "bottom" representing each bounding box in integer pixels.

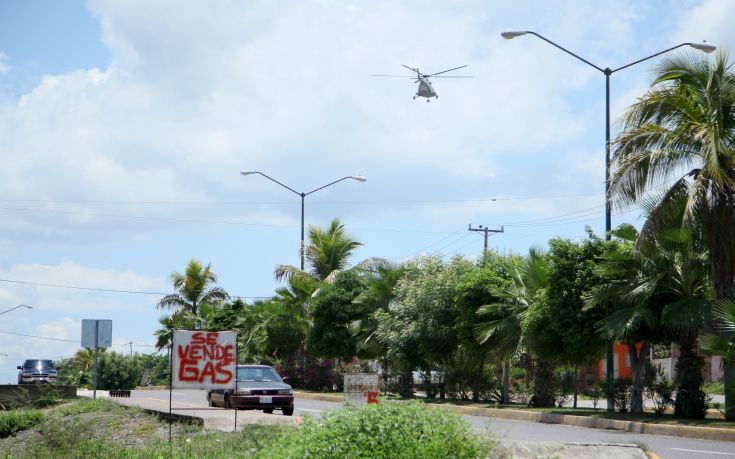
[{"left": 0, "top": 401, "right": 197, "bottom": 457}]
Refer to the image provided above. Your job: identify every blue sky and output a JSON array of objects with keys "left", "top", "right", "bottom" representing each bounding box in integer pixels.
[{"left": 0, "top": 0, "right": 733, "bottom": 383}]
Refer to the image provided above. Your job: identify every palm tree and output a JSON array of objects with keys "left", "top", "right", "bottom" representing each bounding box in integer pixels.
[
  {"left": 475, "top": 247, "right": 549, "bottom": 405},
  {"left": 275, "top": 218, "right": 362, "bottom": 283},
  {"left": 350, "top": 260, "right": 405, "bottom": 358},
  {"left": 701, "top": 300, "right": 735, "bottom": 378},
  {"left": 154, "top": 313, "right": 195, "bottom": 351},
  {"left": 610, "top": 51, "right": 735, "bottom": 419},
  {"left": 156, "top": 259, "right": 229, "bottom": 328},
  {"left": 589, "top": 224, "right": 709, "bottom": 414}
]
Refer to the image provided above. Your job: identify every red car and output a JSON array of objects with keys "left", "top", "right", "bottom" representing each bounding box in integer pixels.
[{"left": 207, "top": 364, "right": 294, "bottom": 416}]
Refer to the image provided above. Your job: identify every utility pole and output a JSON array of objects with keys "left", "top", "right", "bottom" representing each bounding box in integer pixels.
[
  {"left": 468, "top": 224, "right": 504, "bottom": 252},
  {"left": 129, "top": 341, "right": 133, "bottom": 358}
]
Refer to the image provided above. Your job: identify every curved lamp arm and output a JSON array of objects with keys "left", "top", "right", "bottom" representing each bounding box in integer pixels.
[{"left": 0, "top": 304, "right": 32, "bottom": 316}]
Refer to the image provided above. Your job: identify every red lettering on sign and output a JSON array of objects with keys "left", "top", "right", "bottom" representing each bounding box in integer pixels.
[
  {"left": 215, "top": 360, "right": 234, "bottom": 383},
  {"left": 175, "top": 333, "right": 235, "bottom": 386}
]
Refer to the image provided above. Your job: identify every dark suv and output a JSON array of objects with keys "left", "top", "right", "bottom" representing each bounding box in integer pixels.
[
  {"left": 207, "top": 365, "right": 294, "bottom": 415},
  {"left": 17, "top": 359, "right": 58, "bottom": 384}
]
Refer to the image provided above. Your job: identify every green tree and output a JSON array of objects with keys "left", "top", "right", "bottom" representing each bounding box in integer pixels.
[
  {"left": 307, "top": 270, "right": 369, "bottom": 359},
  {"left": 590, "top": 223, "right": 709, "bottom": 415},
  {"left": 374, "top": 256, "right": 471, "bottom": 398},
  {"left": 610, "top": 51, "right": 735, "bottom": 418},
  {"left": 701, "top": 300, "right": 735, "bottom": 409},
  {"left": 156, "top": 259, "right": 229, "bottom": 328},
  {"left": 350, "top": 260, "right": 405, "bottom": 360},
  {"left": 153, "top": 313, "right": 194, "bottom": 351},
  {"left": 275, "top": 218, "right": 362, "bottom": 283},
  {"left": 524, "top": 234, "right": 611, "bottom": 407},
  {"left": 96, "top": 352, "right": 142, "bottom": 390},
  {"left": 473, "top": 250, "right": 542, "bottom": 403}
]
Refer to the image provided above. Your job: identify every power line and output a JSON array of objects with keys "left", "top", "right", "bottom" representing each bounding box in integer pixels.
[
  {"left": 0, "top": 191, "right": 604, "bottom": 206},
  {"left": 446, "top": 234, "right": 487, "bottom": 257},
  {"left": 0, "top": 278, "right": 272, "bottom": 299},
  {"left": 468, "top": 224, "right": 504, "bottom": 251},
  {"left": 399, "top": 225, "right": 467, "bottom": 259},
  {"left": 0, "top": 329, "right": 157, "bottom": 347}
]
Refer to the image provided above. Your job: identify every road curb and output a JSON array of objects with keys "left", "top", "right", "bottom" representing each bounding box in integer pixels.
[
  {"left": 140, "top": 408, "right": 205, "bottom": 427},
  {"left": 429, "top": 404, "right": 735, "bottom": 442},
  {"left": 294, "top": 391, "right": 735, "bottom": 442},
  {"left": 294, "top": 391, "right": 344, "bottom": 403}
]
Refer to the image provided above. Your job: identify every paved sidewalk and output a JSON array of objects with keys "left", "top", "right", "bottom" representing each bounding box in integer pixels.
[
  {"left": 77, "top": 389, "right": 299, "bottom": 431},
  {"left": 490, "top": 441, "right": 648, "bottom": 459}
]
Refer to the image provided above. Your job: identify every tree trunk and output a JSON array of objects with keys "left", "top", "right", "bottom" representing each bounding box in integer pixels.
[
  {"left": 502, "top": 360, "right": 511, "bottom": 404},
  {"left": 628, "top": 342, "right": 650, "bottom": 415},
  {"left": 472, "top": 354, "right": 485, "bottom": 402},
  {"left": 706, "top": 198, "right": 735, "bottom": 420},
  {"left": 573, "top": 364, "right": 578, "bottom": 409},
  {"left": 674, "top": 334, "right": 707, "bottom": 419},
  {"left": 531, "top": 359, "right": 556, "bottom": 407},
  {"left": 424, "top": 369, "right": 435, "bottom": 399},
  {"left": 398, "top": 369, "right": 413, "bottom": 398},
  {"left": 520, "top": 352, "right": 533, "bottom": 385}
]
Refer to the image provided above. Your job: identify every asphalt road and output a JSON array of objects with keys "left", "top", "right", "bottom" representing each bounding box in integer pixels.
[{"left": 91, "top": 389, "right": 735, "bottom": 459}]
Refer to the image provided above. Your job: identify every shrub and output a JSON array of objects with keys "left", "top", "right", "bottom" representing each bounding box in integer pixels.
[
  {"left": 604, "top": 378, "right": 631, "bottom": 413},
  {"left": 644, "top": 363, "right": 674, "bottom": 416},
  {"left": 256, "top": 401, "right": 494, "bottom": 458},
  {"left": 0, "top": 409, "right": 44, "bottom": 437},
  {"left": 511, "top": 381, "right": 533, "bottom": 405},
  {"left": 585, "top": 383, "right": 603, "bottom": 410},
  {"left": 554, "top": 367, "right": 576, "bottom": 407},
  {"left": 442, "top": 351, "right": 499, "bottom": 402}
]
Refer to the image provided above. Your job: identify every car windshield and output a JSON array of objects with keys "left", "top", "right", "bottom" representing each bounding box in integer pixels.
[
  {"left": 237, "top": 367, "right": 281, "bottom": 382},
  {"left": 24, "top": 360, "right": 54, "bottom": 369}
]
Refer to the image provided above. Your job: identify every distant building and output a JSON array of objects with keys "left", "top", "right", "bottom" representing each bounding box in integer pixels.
[{"left": 596, "top": 342, "right": 723, "bottom": 382}]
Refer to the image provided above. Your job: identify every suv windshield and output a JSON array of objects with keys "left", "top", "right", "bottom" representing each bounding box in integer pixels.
[
  {"left": 237, "top": 367, "right": 281, "bottom": 382},
  {"left": 24, "top": 360, "right": 54, "bottom": 369}
]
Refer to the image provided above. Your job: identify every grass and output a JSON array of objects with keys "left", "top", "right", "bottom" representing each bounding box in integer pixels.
[
  {"left": 0, "top": 398, "right": 203, "bottom": 458},
  {"left": 704, "top": 382, "right": 725, "bottom": 396},
  {"left": 414, "top": 399, "right": 735, "bottom": 428},
  {"left": 0, "top": 396, "right": 494, "bottom": 459}
]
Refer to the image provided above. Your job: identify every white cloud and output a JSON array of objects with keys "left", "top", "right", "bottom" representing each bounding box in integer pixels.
[
  {"left": 0, "top": 52, "right": 9, "bottom": 75},
  {"left": 672, "top": 0, "right": 735, "bottom": 51},
  {"left": 0, "top": 0, "right": 663, "bottom": 248}
]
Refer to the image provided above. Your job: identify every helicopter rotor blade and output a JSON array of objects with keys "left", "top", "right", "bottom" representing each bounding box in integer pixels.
[
  {"left": 370, "top": 74, "right": 417, "bottom": 78},
  {"left": 401, "top": 64, "right": 419, "bottom": 73},
  {"left": 430, "top": 76, "right": 473, "bottom": 79},
  {"left": 426, "top": 65, "right": 468, "bottom": 77}
]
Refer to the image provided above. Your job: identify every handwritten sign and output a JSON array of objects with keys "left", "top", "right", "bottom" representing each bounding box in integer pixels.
[
  {"left": 344, "top": 373, "right": 381, "bottom": 405},
  {"left": 172, "top": 330, "right": 237, "bottom": 389}
]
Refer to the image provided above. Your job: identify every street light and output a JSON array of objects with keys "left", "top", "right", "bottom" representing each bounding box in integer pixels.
[
  {"left": 240, "top": 171, "right": 367, "bottom": 270},
  {"left": 0, "top": 304, "right": 32, "bottom": 316},
  {"left": 502, "top": 30, "right": 715, "bottom": 410}
]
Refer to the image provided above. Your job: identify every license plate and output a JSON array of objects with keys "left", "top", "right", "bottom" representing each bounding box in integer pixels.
[{"left": 259, "top": 396, "right": 272, "bottom": 404}]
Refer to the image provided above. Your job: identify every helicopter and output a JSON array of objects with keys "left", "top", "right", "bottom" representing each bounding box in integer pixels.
[{"left": 371, "top": 64, "right": 471, "bottom": 102}]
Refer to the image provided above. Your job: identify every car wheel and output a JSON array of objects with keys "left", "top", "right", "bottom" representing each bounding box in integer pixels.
[
  {"left": 263, "top": 408, "right": 274, "bottom": 414},
  {"left": 224, "top": 393, "right": 232, "bottom": 409},
  {"left": 282, "top": 407, "right": 294, "bottom": 416}
]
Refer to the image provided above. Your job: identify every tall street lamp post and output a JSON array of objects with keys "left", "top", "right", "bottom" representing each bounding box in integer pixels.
[
  {"left": 501, "top": 30, "right": 715, "bottom": 410},
  {"left": 241, "top": 171, "right": 366, "bottom": 270},
  {"left": 0, "top": 304, "right": 32, "bottom": 316}
]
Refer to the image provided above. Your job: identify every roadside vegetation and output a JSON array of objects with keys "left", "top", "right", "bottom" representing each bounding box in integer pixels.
[{"left": 0, "top": 398, "right": 491, "bottom": 459}]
